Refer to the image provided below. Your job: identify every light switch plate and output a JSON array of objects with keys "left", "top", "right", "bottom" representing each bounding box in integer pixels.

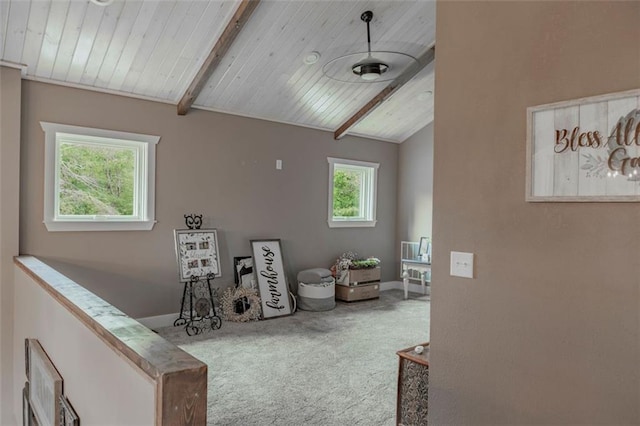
[{"left": 450, "top": 251, "right": 474, "bottom": 278}]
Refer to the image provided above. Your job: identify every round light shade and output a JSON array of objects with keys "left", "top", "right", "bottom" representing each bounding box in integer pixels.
[
  {"left": 352, "top": 60, "right": 389, "bottom": 80},
  {"left": 323, "top": 51, "right": 417, "bottom": 83}
]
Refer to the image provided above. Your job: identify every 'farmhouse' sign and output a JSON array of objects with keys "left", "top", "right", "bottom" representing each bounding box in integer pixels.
[
  {"left": 251, "top": 239, "right": 292, "bottom": 319},
  {"left": 527, "top": 89, "right": 640, "bottom": 201}
]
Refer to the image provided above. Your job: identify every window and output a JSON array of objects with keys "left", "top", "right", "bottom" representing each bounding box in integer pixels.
[
  {"left": 41, "top": 122, "right": 160, "bottom": 231},
  {"left": 327, "top": 157, "right": 379, "bottom": 228}
]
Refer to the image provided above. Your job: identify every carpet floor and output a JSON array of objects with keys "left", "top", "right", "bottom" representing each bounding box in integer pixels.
[{"left": 157, "top": 289, "right": 430, "bottom": 426}]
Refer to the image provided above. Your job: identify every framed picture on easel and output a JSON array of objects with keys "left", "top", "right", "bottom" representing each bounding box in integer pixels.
[{"left": 174, "top": 229, "right": 222, "bottom": 282}]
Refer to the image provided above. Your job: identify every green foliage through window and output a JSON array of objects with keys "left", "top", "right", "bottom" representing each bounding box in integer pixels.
[
  {"left": 333, "top": 169, "right": 362, "bottom": 217},
  {"left": 59, "top": 142, "right": 136, "bottom": 216},
  {"left": 327, "top": 157, "right": 377, "bottom": 228}
]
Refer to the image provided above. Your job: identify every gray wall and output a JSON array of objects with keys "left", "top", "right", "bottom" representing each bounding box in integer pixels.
[
  {"left": 0, "top": 66, "right": 22, "bottom": 425},
  {"left": 397, "top": 122, "right": 434, "bottom": 243},
  {"left": 431, "top": 1, "right": 640, "bottom": 424},
  {"left": 19, "top": 80, "right": 398, "bottom": 318}
]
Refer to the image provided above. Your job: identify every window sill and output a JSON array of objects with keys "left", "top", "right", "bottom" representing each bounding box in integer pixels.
[
  {"left": 44, "top": 220, "right": 156, "bottom": 232},
  {"left": 327, "top": 220, "right": 377, "bottom": 228}
]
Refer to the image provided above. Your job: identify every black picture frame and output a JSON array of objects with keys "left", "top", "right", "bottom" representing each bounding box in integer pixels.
[
  {"left": 233, "top": 256, "right": 255, "bottom": 288},
  {"left": 24, "top": 338, "right": 30, "bottom": 379}
]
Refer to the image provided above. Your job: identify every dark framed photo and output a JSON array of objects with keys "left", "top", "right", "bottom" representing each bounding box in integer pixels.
[
  {"left": 25, "top": 338, "right": 30, "bottom": 379},
  {"left": 174, "top": 229, "right": 222, "bottom": 282},
  {"left": 233, "top": 256, "right": 255, "bottom": 288}
]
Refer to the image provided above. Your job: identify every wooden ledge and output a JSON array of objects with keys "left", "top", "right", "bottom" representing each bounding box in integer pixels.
[{"left": 14, "top": 255, "right": 207, "bottom": 425}]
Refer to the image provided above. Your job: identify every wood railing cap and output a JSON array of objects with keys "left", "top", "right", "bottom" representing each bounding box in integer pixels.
[{"left": 14, "top": 256, "right": 207, "bottom": 379}]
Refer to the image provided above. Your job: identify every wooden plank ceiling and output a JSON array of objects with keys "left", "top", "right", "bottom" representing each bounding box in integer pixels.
[{"left": 0, "top": 0, "right": 436, "bottom": 143}]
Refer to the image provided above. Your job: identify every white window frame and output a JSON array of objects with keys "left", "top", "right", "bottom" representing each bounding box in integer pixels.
[
  {"left": 327, "top": 157, "right": 379, "bottom": 228},
  {"left": 41, "top": 122, "right": 160, "bottom": 232}
]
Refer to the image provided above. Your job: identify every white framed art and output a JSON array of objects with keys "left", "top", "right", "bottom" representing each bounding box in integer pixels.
[
  {"left": 174, "top": 229, "right": 221, "bottom": 282},
  {"left": 27, "top": 339, "right": 62, "bottom": 426},
  {"left": 250, "top": 239, "right": 292, "bottom": 319},
  {"left": 527, "top": 88, "right": 640, "bottom": 201}
]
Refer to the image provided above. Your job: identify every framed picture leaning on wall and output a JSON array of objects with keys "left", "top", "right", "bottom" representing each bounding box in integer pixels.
[
  {"left": 27, "top": 339, "right": 62, "bottom": 426},
  {"left": 233, "top": 256, "right": 256, "bottom": 289},
  {"left": 250, "top": 239, "right": 293, "bottom": 319},
  {"left": 174, "top": 229, "right": 222, "bottom": 282},
  {"left": 59, "top": 396, "right": 79, "bottom": 426},
  {"left": 418, "top": 237, "right": 431, "bottom": 263}
]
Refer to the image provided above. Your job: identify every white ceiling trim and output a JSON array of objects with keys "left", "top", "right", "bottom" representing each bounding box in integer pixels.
[
  {"left": 21, "top": 71, "right": 409, "bottom": 143},
  {"left": 22, "top": 75, "right": 176, "bottom": 106},
  {"left": 0, "top": 60, "right": 28, "bottom": 76},
  {"left": 191, "top": 104, "right": 401, "bottom": 144},
  {"left": 348, "top": 129, "right": 421, "bottom": 144}
]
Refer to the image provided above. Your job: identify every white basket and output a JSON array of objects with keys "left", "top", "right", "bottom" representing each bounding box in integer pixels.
[{"left": 297, "top": 280, "right": 335, "bottom": 311}]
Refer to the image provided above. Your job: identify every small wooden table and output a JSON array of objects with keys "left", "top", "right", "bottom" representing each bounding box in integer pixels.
[
  {"left": 396, "top": 342, "right": 429, "bottom": 426},
  {"left": 401, "top": 259, "right": 431, "bottom": 299}
]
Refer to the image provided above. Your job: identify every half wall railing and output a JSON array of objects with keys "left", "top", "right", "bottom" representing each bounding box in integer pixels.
[{"left": 13, "top": 256, "right": 207, "bottom": 425}]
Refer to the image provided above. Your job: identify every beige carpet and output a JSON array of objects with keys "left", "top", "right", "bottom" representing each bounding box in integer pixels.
[{"left": 157, "top": 289, "right": 429, "bottom": 426}]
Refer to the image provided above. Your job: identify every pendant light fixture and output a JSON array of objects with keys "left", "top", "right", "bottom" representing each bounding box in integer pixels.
[
  {"left": 322, "top": 10, "right": 418, "bottom": 84},
  {"left": 351, "top": 11, "right": 388, "bottom": 81}
]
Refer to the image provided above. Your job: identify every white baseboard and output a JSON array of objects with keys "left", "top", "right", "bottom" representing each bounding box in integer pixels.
[
  {"left": 136, "top": 313, "right": 180, "bottom": 330},
  {"left": 380, "top": 280, "right": 430, "bottom": 295},
  {"left": 137, "top": 281, "right": 429, "bottom": 328},
  {"left": 379, "top": 280, "right": 402, "bottom": 291}
]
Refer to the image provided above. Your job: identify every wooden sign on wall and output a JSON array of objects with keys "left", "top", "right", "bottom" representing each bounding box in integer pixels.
[{"left": 527, "top": 88, "right": 640, "bottom": 201}]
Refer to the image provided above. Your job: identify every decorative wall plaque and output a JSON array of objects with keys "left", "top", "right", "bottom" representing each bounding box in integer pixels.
[{"left": 527, "top": 88, "right": 640, "bottom": 201}]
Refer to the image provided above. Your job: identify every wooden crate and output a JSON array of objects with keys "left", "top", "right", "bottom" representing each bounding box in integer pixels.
[
  {"left": 335, "top": 282, "right": 379, "bottom": 302},
  {"left": 337, "top": 267, "right": 381, "bottom": 286}
]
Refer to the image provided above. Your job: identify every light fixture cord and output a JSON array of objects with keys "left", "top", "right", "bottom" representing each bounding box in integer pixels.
[{"left": 366, "top": 20, "right": 372, "bottom": 56}]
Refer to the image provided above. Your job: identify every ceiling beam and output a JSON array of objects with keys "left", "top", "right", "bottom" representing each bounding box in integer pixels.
[
  {"left": 177, "top": 0, "right": 261, "bottom": 116},
  {"left": 333, "top": 45, "right": 436, "bottom": 140}
]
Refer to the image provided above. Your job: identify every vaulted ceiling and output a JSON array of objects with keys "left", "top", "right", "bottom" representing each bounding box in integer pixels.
[{"left": 0, "top": 0, "right": 436, "bottom": 143}]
